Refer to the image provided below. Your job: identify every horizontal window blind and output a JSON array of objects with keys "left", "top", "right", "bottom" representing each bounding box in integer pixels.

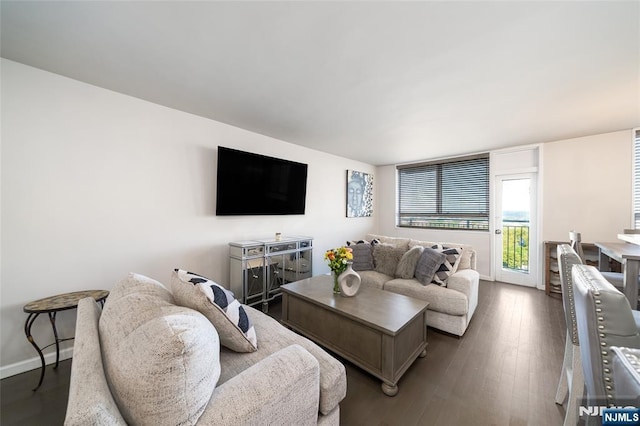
[
  {"left": 634, "top": 129, "right": 640, "bottom": 228},
  {"left": 397, "top": 154, "right": 489, "bottom": 231}
]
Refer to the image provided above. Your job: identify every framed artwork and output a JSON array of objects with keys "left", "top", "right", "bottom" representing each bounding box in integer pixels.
[{"left": 346, "top": 170, "right": 373, "bottom": 217}]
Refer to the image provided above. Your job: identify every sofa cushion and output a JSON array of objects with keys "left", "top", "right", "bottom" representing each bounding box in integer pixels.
[
  {"left": 100, "top": 274, "right": 177, "bottom": 342},
  {"left": 366, "top": 234, "right": 410, "bottom": 250},
  {"left": 373, "top": 243, "right": 407, "bottom": 277},
  {"left": 218, "top": 306, "right": 347, "bottom": 416},
  {"left": 171, "top": 269, "right": 257, "bottom": 352},
  {"left": 100, "top": 275, "right": 221, "bottom": 426},
  {"left": 433, "top": 247, "right": 463, "bottom": 286},
  {"left": 357, "top": 270, "right": 392, "bottom": 290},
  {"left": 415, "top": 247, "right": 447, "bottom": 285},
  {"left": 348, "top": 242, "right": 375, "bottom": 271},
  {"left": 384, "top": 279, "right": 469, "bottom": 316},
  {"left": 395, "top": 246, "right": 424, "bottom": 279}
]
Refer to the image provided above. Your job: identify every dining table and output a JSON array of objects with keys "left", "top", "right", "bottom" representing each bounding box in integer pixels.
[{"left": 595, "top": 240, "right": 640, "bottom": 310}]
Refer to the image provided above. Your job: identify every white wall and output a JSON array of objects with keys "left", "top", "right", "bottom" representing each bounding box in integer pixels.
[
  {"left": 0, "top": 59, "right": 376, "bottom": 375},
  {"left": 542, "top": 130, "right": 633, "bottom": 242}
]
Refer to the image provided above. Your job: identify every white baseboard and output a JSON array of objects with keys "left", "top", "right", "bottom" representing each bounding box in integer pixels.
[{"left": 0, "top": 347, "right": 74, "bottom": 379}]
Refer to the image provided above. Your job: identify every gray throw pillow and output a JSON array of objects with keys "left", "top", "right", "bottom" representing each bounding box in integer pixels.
[
  {"left": 415, "top": 247, "right": 447, "bottom": 285},
  {"left": 395, "top": 246, "right": 424, "bottom": 279},
  {"left": 350, "top": 243, "right": 374, "bottom": 271},
  {"left": 373, "top": 243, "right": 407, "bottom": 277}
]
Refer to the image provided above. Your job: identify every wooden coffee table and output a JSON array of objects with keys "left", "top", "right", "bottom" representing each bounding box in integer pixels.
[{"left": 281, "top": 274, "right": 429, "bottom": 396}]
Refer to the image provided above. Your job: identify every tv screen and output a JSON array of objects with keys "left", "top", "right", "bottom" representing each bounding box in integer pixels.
[{"left": 216, "top": 147, "right": 308, "bottom": 215}]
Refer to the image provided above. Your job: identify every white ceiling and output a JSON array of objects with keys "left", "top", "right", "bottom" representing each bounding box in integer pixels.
[{"left": 1, "top": 1, "right": 639, "bottom": 165}]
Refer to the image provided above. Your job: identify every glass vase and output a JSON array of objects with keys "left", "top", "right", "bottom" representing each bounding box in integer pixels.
[{"left": 333, "top": 271, "right": 341, "bottom": 294}]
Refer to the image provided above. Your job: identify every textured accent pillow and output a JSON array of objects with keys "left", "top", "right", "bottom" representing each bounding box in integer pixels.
[
  {"left": 432, "top": 247, "right": 463, "bottom": 286},
  {"left": 409, "top": 239, "right": 441, "bottom": 250},
  {"left": 350, "top": 242, "right": 375, "bottom": 271},
  {"left": 347, "top": 238, "right": 380, "bottom": 246},
  {"left": 171, "top": 269, "right": 257, "bottom": 352},
  {"left": 442, "top": 243, "right": 473, "bottom": 270},
  {"left": 100, "top": 287, "right": 220, "bottom": 426},
  {"left": 373, "top": 243, "right": 407, "bottom": 277},
  {"left": 366, "top": 234, "right": 410, "bottom": 250},
  {"left": 415, "top": 247, "right": 447, "bottom": 285},
  {"left": 108, "top": 272, "right": 175, "bottom": 304},
  {"left": 395, "top": 246, "right": 424, "bottom": 279}
]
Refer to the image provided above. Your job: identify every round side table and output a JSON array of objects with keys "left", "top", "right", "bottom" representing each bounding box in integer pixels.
[{"left": 23, "top": 289, "right": 109, "bottom": 391}]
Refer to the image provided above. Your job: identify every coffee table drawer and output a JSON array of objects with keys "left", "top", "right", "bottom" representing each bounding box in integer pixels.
[{"left": 287, "top": 296, "right": 383, "bottom": 370}]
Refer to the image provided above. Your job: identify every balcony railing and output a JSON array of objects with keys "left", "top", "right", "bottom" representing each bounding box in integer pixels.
[{"left": 502, "top": 221, "right": 530, "bottom": 272}]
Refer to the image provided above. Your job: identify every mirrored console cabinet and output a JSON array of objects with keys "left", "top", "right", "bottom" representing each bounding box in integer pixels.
[{"left": 229, "top": 236, "right": 313, "bottom": 312}]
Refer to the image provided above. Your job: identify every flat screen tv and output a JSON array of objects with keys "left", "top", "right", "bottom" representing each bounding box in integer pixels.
[{"left": 216, "top": 147, "right": 308, "bottom": 215}]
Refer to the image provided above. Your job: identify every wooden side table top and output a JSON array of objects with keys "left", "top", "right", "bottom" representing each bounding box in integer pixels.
[{"left": 23, "top": 290, "right": 109, "bottom": 314}]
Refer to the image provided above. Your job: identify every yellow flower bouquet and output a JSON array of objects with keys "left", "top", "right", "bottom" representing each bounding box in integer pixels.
[{"left": 324, "top": 246, "right": 353, "bottom": 293}]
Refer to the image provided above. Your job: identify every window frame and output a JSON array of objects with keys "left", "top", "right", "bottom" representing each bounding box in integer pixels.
[
  {"left": 633, "top": 128, "right": 640, "bottom": 229},
  {"left": 396, "top": 153, "right": 490, "bottom": 231}
]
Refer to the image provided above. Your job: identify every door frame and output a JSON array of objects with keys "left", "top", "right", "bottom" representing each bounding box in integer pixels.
[{"left": 493, "top": 172, "right": 539, "bottom": 287}]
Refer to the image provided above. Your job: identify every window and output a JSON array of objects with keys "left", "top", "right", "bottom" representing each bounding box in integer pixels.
[
  {"left": 634, "top": 128, "right": 640, "bottom": 228},
  {"left": 397, "top": 154, "right": 490, "bottom": 231}
]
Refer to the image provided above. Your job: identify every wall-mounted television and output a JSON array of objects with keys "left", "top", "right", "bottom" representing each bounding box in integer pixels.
[{"left": 216, "top": 147, "right": 308, "bottom": 216}]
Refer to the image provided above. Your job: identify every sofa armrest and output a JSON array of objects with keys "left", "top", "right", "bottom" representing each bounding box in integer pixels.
[
  {"left": 447, "top": 269, "right": 478, "bottom": 297},
  {"left": 198, "top": 344, "right": 320, "bottom": 425},
  {"left": 447, "top": 268, "right": 480, "bottom": 319},
  {"left": 65, "top": 298, "right": 126, "bottom": 426}
]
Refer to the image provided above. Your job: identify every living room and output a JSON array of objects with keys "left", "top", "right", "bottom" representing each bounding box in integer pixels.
[{"left": 1, "top": 1, "right": 638, "bottom": 425}]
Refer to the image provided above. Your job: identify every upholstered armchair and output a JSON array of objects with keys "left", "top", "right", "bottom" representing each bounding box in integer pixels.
[
  {"left": 572, "top": 265, "right": 640, "bottom": 424},
  {"left": 610, "top": 346, "right": 640, "bottom": 405},
  {"left": 554, "top": 244, "right": 584, "bottom": 426}
]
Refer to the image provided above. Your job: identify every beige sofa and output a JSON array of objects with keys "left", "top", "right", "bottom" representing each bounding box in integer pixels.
[
  {"left": 356, "top": 234, "right": 479, "bottom": 336},
  {"left": 64, "top": 273, "right": 346, "bottom": 425}
]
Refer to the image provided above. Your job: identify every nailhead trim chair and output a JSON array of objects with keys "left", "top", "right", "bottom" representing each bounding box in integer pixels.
[
  {"left": 572, "top": 265, "right": 640, "bottom": 424},
  {"left": 554, "top": 244, "right": 584, "bottom": 426},
  {"left": 610, "top": 346, "right": 640, "bottom": 406}
]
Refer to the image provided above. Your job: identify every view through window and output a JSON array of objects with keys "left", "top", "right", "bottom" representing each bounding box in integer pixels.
[
  {"left": 501, "top": 178, "right": 531, "bottom": 272},
  {"left": 397, "top": 154, "right": 489, "bottom": 231}
]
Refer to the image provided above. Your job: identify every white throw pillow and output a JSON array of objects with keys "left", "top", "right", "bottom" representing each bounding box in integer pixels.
[{"left": 171, "top": 269, "right": 258, "bottom": 352}]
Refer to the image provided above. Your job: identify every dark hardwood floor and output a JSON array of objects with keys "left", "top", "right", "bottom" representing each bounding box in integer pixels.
[{"left": 1, "top": 280, "right": 567, "bottom": 426}]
